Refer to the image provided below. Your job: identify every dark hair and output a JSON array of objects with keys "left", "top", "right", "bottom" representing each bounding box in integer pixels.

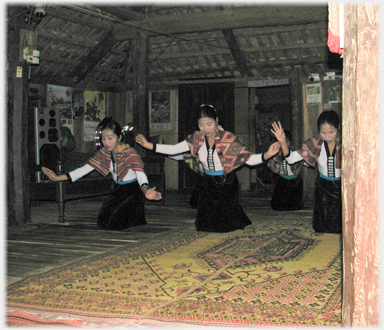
[
  {"left": 317, "top": 110, "right": 340, "bottom": 132},
  {"left": 95, "top": 117, "right": 122, "bottom": 149},
  {"left": 102, "top": 119, "right": 122, "bottom": 137},
  {"left": 284, "top": 129, "right": 292, "bottom": 142},
  {"left": 197, "top": 104, "right": 217, "bottom": 121},
  {"left": 121, "top": 122, "right": 135, "bottom": 146}
]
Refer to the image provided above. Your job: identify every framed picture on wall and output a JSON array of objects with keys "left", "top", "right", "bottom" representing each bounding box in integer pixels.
[
  {"left": 306, "top": 83, "right": 322, "bottom": 105},
  {"left": 47, "top": 84, "right": 73, "bottom": 131},
  {"left": 149, "top": 90, "right": 171, "bottom": 131},
  {"left": 83, "top": 91, "right": 106, "bottom": 142}
]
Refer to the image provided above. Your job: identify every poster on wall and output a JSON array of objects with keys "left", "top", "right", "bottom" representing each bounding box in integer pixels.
[
  {"left": 47, "top": 84, "right": 73, "bottom": 131},
  {"left": 83, "top": 91, "right": 106, "bottom": 142},
  {"left": 150, "top": 90, "right": 171, "bottom": 131},
  {"left": 72, "top": 90, "right": 85, "bottom": 118},
  {"left": 306, "top": 83, "right": 322, "bottom": 105},
  {"left": 29, "top": 83, "right": 44, "bottom": 100}
]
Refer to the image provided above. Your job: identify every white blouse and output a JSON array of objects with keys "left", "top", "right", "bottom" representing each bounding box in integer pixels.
[
  {"left": 278, "top": 159, "right": 296, "bottom": 176},
  {"left": 156, "top": 140, "right": 263, "bottom": 173},
  {"left": 285, "top": 143, "right": 341, "bottom": 178},
  {"left": 68, "top": 163, "right": 149, "bottom": 186}
]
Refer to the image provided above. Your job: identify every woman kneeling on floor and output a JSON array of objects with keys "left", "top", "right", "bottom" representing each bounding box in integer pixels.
[
  {"left": 135, "top": 104, "right": 280, "bottom": 233},
  {"left": 42, "top": 117, "right": 162, "bottom": 230}
]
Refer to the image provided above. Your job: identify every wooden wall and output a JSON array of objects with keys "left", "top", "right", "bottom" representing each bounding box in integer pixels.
[
  {"left": 8, "top": 7, "right": 31, "bottom": 226},
  {"left": 341, "top": 4, "right": 379, "bottom": 326}
]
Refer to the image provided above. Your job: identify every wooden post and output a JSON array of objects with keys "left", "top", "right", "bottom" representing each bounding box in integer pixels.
[
  {"left": 301, "top": 79, "right": 323, "bottom": 201},
  {"left": 132, "top": 30, "right": 149, "bottom": 157},
  {"left": 55, "top": 161, "right": 66, "bottom": 223},
  {"left": 289, "top": 68, "right": 303, "bottom": 151},
  {"left": 342, "top": 4, "right": 379, "bottom": 326},
  {"left": 7, "top": 6, "right": 31, "bottom": 226}
]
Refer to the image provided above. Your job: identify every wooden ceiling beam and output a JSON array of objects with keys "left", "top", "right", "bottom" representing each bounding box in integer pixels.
[
  {"left": 37, "top": 29, "right": 127, "bottom": 59},
  {"left": 94, "top": 5, "right": 146, "bottom": 21},
  {"left": 148, "top": 43, "right": 328, "bottom": 61},
  {"left": 36, "top": 29, "right": 97, "bottom": 49},
  {"left": 222, "top": 29, "right": 253, "bottom": 77},
  {"left": 113, "top": 5, "right": 328, "bottom": 40},
  {"left": 119, "top": 40, "right": 133, "bottom": 92},
  {"left": 45, "top": 5, "right": 110, "bottom": 30},
  {"left": 68, "top": 30, "right": 118, "bottom": 83},
  {"left": 147, "top": 56, "right": 328, "bottom": 81},
  {"left": 149, "top": 22, "right": 327, "bottom": 43}
]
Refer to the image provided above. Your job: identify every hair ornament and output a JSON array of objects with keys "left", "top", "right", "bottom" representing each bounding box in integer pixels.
[
  {"left": 94, "top": 128, "right": 102, "bottom": 149},
  {"left": 200, "top": 104, "right": 216, "bottom": 111},
  {"left": 122, "top": 124, "right": 134, "bottom": 133}
]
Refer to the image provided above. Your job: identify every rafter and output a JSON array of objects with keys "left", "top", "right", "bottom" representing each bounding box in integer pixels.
[
  {"left": 95, "top": 5, "right": 146, "bottom": 21},
  {"left": 113, "top": 5, "right": 328, "bottom": 40},
  {"left": 222, "top": 29, "right": 253, "bottom": 77},
  {"left": 68, "top": 30, "right": 118, "bottom": 83}
]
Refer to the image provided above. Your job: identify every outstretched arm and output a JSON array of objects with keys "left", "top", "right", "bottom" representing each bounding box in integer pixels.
[
  {"left": 136, "top": 135, "right": 190, "bottom": 156},
  {"left": 41, "top": 167, "right": 68, "bottom": 182},
  {"left": 271, "top": 121, "right": 290, "bottom": 157}
]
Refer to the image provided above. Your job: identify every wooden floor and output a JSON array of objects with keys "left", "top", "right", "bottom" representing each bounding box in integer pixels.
[{"left": 6, "top": 190, "right": 314, "bottom": 286}]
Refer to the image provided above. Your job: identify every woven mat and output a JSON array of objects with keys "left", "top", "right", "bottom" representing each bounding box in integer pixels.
[{"left": 6, "top": 218, "right": 342, "bottom": 327}]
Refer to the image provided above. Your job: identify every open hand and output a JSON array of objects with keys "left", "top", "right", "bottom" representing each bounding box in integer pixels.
[
  {"left": 41, "top": 167, "right": 59, "bottom": 181},
  {"left": 271, "top": 121, "right": 286, "bottom": 143},
  {"left": 145, "top": 187, "right": 162, "bottom": 200}
]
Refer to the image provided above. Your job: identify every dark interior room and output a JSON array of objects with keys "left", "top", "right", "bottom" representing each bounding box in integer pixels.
[{"left": 5, "top": 3, "right": 379, "bottom": 327}]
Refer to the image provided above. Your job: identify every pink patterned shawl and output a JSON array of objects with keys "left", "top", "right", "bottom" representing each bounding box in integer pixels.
[
  {"left": 297, "top": 133, "right": 341, "bottom": 168},
  {"left": 87, "top": 145, "right": 144, "bottom": 181},
  {"left": 267, "top": 150, "right": 303, "bottom": 175},
  {"left": 185, "top": 125, "right": 253, "bottom": 174}
]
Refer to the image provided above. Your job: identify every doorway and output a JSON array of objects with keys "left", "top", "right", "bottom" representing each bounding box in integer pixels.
[{"left": 252, "top": 85, "right": 291, "bottom": 190}]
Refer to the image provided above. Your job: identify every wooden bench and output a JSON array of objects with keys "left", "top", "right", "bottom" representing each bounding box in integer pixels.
[{"left": 30, "top": 155, "right": 166, "bottom": 223}]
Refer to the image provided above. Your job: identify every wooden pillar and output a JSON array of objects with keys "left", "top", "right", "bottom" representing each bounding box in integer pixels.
[
  {"left": 301, "top": 79, "right": 323, "bottom": 201},
  {"left": 289, "top": 68, "right": 303, "bottom": 151},
  {"left": 7, "top": 6, "right": 31, "bottom": 225},
  {"left": 132, "top": 30, "right": 149, "bottom": 156},
  {"left": 342, "top": 4, "right": 379, "bottom": 326}
]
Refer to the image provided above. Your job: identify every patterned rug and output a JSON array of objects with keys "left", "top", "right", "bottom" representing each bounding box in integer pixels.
[{"left": 6, "top": 218, "right": 342, "bottom": 327}]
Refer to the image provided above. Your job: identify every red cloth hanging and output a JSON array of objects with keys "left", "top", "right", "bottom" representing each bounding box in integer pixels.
[{"left": 328, "top": 29, "right": 344, "bottom": 55}]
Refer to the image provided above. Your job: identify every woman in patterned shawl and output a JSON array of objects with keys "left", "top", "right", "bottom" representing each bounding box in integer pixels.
[
  {"left": 271, "top": 110, "right": 342, "bottom": 234},
  {"left": 136, "top": 104, "right": 280, "bottom": 233},
  {"left": 42, "top": 117, "right": 162, "bottom": 230}
]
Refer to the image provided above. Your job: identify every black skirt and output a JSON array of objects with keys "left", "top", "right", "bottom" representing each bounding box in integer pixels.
[
  {"left": 195, "top": 171, "right": 252, "bottom": 233},
  {"left": 312, "top": 175, "right": 342, "bottom": 234},
  {"left": 270, "top": 175, "right": 303, "bottom": 211},
  {"left": 97, "top": 181, "right": 147, "bottom": 230}
]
